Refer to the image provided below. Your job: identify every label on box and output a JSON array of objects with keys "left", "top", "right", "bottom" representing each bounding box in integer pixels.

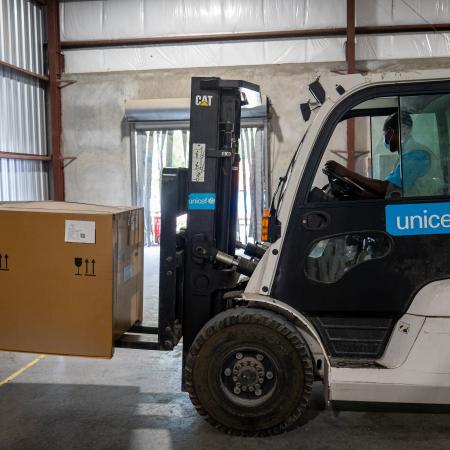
[{"left": 65, "top": 220, "right": 96, "bottom": 244}]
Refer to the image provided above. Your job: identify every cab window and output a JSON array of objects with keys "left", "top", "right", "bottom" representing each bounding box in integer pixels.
[
  {"left": 307, "top": 93, "right": 450, "bottom": 202},
  {"left": 305, "top": 232, "right": 391, "bottom": 283},
  {"left": 398, "top": 94, "right": 449, "bottom": 197}
]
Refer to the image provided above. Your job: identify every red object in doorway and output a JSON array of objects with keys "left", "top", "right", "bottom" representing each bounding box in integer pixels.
[{"left": 153, "top": 215, "right": 161, "bottom": 245}]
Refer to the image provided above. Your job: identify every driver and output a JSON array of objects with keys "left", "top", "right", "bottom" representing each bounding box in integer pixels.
[{"left": 325, "top": 112, "right": 432, "bottom": 198}]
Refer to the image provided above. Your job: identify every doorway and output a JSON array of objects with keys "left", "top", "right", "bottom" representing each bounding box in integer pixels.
[{"left": 131, "top": 123, "right": 269, "bottom": 246}]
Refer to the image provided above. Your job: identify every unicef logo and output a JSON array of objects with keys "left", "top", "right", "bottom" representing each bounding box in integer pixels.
[
  {"left": 188, "top": 193, "right": 216, "bottom": 210},
  {"left": 386, "top": 202, "right": 450, "bottom": 236}
]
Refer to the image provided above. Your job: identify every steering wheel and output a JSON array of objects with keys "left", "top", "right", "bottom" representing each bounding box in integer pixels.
[{"left": 322, "top": 166, "right": 364, "bottom": 198}]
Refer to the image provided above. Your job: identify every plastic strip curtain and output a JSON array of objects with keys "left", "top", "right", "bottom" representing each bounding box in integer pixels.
[
  {"left": 239, "top": 127, "right": 265, "bottom": 243},
  {"left": 133, "top": 126, "right": 265, "bottom": 245},
  {"left": 134, "top": 129, "right": 190, "bottom": 246}
]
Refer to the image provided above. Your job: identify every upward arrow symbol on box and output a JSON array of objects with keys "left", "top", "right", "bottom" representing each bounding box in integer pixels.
[{"left": 0, "top": 254, "right": 9, "bottom": 271}]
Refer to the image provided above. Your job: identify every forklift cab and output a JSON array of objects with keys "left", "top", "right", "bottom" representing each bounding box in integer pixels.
[{"left": 269, "top": 82, "right": 450, "bottom": 360}]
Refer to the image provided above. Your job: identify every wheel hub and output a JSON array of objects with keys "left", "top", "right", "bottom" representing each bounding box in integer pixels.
[
  {"left": 221, "top": 350, "right": 277, "bottom": 404},
  {"left": 234, "top": 356, "right": 264, "bottom": 391}
]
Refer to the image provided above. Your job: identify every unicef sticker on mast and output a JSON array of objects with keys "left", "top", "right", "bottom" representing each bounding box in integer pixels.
[
  {"left": 386, "top": 203, "right": 450, "bottom": 236},
  {"left": 188, "top": 193, "right": 216, "bottom": 211}
]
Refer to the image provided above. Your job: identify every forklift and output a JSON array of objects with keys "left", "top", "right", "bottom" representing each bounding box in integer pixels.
[{"left": 118, "top": 71, "right": 450, "bottom": 436}]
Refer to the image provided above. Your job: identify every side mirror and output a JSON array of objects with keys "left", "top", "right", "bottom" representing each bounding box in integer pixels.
[
  {"left": 300, "top": 102, "right": 311, "bottom": 122},
  {"left": 309, "top": 79, "right": 326, "bottom": 105}
]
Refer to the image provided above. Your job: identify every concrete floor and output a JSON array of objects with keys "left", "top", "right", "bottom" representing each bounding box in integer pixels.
[{"left": 1, "top": 248, "right": 450, "bottom": 449}]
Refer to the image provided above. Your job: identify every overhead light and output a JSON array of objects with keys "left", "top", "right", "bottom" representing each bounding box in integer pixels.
[{"left": 240, "top": 87, "right": 262, "bottom": 108}]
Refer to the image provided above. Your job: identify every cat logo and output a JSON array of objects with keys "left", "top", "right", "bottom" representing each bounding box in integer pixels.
[{"left": 195, "top": 95, "right": 213, "bottom": 107}]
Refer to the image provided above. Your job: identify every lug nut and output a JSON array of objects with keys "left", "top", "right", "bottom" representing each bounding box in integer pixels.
[
  {"left": 249, "top": 386, "right": 254, "bottom": 392},
  {"left": 236, "top": 352, "right": 243, "bottom": 360},
  {"left": 266, "top": 371, "right": 274, "bottom": 380},
  {"left": 234, "top": 387, "right": 241, "bottom": 395},
  {"left": 242, "top": 386, "right": 247, "bottom": 392},
  {"left": 256, "top": 354, "right": 264, "bottom": 361},
  {"left": 224, "top": 368, "right": 232, "bottom": 376},
  {"left": 255, "top": 384, "right": 260, "bottom": 389},
  {"left": 258, "top": 378, "right": 264, "bottom": 384},
  {"left": 233, "top": 376, "right": 238, "bottom": 382},
  {"left": 255, "top": 389, "right": 262, "bottom": 397}
]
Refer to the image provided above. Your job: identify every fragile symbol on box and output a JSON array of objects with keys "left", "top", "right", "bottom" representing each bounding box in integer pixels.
[
  {"left": 74, "top": 257, "right": 96, "bottom": 277},
  {"left": 0, "top": 253, "right": 9, "bottom": 271}
]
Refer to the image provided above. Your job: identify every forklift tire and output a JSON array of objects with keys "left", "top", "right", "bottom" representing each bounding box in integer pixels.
[{"left": 185, "top": 307, "right": 314, "bottom": 436}]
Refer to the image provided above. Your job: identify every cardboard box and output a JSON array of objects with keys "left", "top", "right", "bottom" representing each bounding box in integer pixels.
[{"left": 0, "top": 202, "right": 144, "bottom": 358}]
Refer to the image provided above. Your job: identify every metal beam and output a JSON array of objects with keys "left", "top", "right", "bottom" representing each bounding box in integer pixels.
[
  {"left": 358, "top": 23, "right": 450, "bottom": 35},
  {"left": 61, "top": 28, "right": 347, "bottom": 49},
  {"left": 346, "top": 0, "right": 356, "bottom": 171},
  {"left": 346, "top": 0, "right": 356, "bottom": 75},
  {"left": 0, "top": 152, "right": 51, "bottom": 161},
  {"left": 47, "top": 0, "right": 65, "bottom": 201},
  {"left": 60, "top": 23, "right": 450, "bottom": 50},
  {"left": 0, "top": 59, "right": 48, "bottom": 82}
]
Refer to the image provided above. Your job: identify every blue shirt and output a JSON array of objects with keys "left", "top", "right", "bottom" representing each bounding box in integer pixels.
[{"left": 385, "top": 149, "right": 431, "bottom": 189}]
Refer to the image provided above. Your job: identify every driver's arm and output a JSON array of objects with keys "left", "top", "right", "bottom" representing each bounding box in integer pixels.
[{"left": 325, "top": 160, "right": 389, "bottom": 196}]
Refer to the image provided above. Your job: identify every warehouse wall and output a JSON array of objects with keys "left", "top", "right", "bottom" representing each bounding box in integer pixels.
[
  {"left": 60, "top": 0, "right": 450, "bottom": 73},
  {"left": 62, "top": 57, "right": 450, "bottom": 206},
  {"left": 0, "top": 0, "right": 48, "bottom": 201},
  {"left": 62, "top": 62, "right": 345, "bottom": 206},
  {"left": 59, "top": 0, "right": 450, "bottom": 206}
]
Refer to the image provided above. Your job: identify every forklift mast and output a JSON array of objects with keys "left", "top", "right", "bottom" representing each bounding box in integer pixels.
[{"left": 158, "top": 78, "right": 260, "bottom": 354}]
